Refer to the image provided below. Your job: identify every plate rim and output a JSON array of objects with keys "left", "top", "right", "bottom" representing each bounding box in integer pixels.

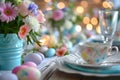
[{"left": 64, "top": 60, "right": 115, "bottom": 69}]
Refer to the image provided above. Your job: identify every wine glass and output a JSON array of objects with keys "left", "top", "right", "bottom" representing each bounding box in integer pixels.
[{"left": 99, "top": 10, "right": 119, "bottom": 45}]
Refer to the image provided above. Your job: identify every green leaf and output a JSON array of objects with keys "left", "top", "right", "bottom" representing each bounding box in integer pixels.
[{"left": 27, "top": 35, "right": 33, "bottom": 45}]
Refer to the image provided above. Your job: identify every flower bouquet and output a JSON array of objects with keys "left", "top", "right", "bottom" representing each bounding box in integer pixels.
[
  {"left": 0, "top": 0, "right": 45, "bottom": 45},
  {"left": 0, "top": 0, "right": 45, "bottom": 70}
]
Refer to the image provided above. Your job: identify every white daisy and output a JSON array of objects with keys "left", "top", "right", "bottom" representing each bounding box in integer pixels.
[{"left": 23, "top": 15, "right": 40, "bottom": 32}]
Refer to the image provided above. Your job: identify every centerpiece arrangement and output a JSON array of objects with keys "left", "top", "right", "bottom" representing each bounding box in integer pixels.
[
  {"left": 0, "top": 0, "right": 45, "bottom": 70},
  {"left": 30, "top": 2, "right": 84, "bottom": 59}
]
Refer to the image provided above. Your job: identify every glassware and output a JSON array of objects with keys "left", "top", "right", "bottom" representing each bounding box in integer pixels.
[{"left": 99, "top": 10, "right": 119, "bottom": 44}]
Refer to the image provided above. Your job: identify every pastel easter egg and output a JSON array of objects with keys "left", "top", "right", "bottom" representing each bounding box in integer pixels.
[
  {"left": 17, "top": 67, "right": 41, "bottom": 80},
  {"left": 23, "top": 61, "right": 37, "bottom": 68},
  {"left": 39, "top": 46, "right": 48, "bottom": 53},
  {"left": 12, "top": 65, "right": 28, "bottom": 74},
  {"left": 24, "top": 53, "right": 43, "bottom": 65},
  {"left": 0, "top": 72, "right": 18, "bottom": 80},
  {"left": 45, "top": 48, "right": 56, "bottom": 57},
  {"left": 37, "top": 52, "right": 45, "bottom": 60}
]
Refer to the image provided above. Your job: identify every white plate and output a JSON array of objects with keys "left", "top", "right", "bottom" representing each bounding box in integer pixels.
[{"left": 56, "top": 54, "right": 120, "bottom": 77}]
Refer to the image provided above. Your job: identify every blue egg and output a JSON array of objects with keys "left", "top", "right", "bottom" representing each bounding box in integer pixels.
[{"left": 45, "top": 48, "right": 56, "bottom": 57}]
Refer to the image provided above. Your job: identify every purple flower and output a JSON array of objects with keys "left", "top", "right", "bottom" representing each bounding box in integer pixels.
[
  {"left": 61, "top": 7, "right": 68, "bottom": 12},
  {"left": 28, "top": 3, "right": 38, "bottom": 15},
  {"left": 52, "top": 9, "right": 64, "bottom": 21}
]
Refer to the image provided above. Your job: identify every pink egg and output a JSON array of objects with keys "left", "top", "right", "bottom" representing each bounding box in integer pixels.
[
  {"left": 23, "top": 61, "right": 37, "bottom": 68},
  {"left": 12, "top": 65, "right": 28, "bottom": 74}
]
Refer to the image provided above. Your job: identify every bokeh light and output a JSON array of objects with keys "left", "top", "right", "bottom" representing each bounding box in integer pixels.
[
  {"left": 103, "top": 1, "right": 108, "bottom": 8},
  {"left": 96, "top": 25, "right": 101, "bottom": 34},
  {"left": 86, "top": 24, "right": 93, "bottom": 31},
  {"left": 90, "top": 17, "right": 98, "bottom": 26},
  {"left": 93, "top": 0, "right": 101, "bottom": 3},
  {"left": 57, "top": 2, "right": 65, "bottom": 9},
  {"left": 83, "top": 17, "right": 90, "bottom": 24},
  {"left": 76, "top": 6, "right": 84, "bottom": 14},
  {"left": 75, "top": 25, "right": 82, "bottom": 32},
  {"left": 46, "top": 7, "right": 52, "bottom": 10},
  {"left": 80, "top": 1, "right": 88, "bottom": 8},
  {"left": 44, "top": 0, "right": 51, "bottom": 3},
  {"left": 102, "top": 1, "right": 113, "bottom": 9}
]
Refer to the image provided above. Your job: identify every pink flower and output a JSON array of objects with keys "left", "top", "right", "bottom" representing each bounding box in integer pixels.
[
  {"left": 18, "top": 25, "right": 30, "bottom": 39},
  {"left": 56, "top": 46, "right": 68, "bottom": 56},
  {"left": 31, "top": 10, "right": 46, "bottom": 23},
  {"left": 0, "top": 2, "right": 18, "bottom": 23},
  {"left": 52, "top": 9, "right": 64, "bottom": 21},
  {"left": 17, "top": 2, "right": 29, "bottom": 17}
]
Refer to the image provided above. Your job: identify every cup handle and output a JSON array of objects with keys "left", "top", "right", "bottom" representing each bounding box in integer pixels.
[{"left": 108, "top": 46, "right": 119, "bottom": 56}]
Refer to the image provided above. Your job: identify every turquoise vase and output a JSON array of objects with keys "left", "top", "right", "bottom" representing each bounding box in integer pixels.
[{"left": 0, "top": 34, "right": 23, "bottom": 70}]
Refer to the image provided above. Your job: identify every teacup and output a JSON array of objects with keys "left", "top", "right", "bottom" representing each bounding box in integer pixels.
[{"left": 78, "top": 42, "right": 119, "bottom": 64}]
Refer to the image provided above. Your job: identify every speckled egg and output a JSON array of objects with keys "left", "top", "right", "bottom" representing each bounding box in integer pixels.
[
  {"left": 24, "top": 53, "right": 43, "bottom": 65},
  {"left": 17, "top": 67, "right": 41, "bottom": 80},
  {"left": 23, "top": 61, "right": 37, "bottom": 68},
  {"left": 0, "top": 72, "right": 18, "bottom": 80},
  {"left": 45, "top": 48, "right": 56, "bottom": 57}
]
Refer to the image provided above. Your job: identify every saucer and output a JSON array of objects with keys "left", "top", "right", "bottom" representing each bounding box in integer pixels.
[
  {"left": 64, "top": 59, "right": 119, "bottom": 69},
  {"left": 56, "top": 53, "right": 120, "bottom": 77},
  {"left": 64, "top": 61, "right": 120, "bottom": 74}
]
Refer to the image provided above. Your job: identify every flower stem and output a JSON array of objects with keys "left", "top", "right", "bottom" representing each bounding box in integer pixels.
[{"left": 58, "top": 27, "right": 63, "bottom": 43}]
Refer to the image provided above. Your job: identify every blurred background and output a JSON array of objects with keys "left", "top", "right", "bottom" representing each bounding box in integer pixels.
[{"left": 33, "top": 0, "right": 120, "bottom": 47}]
